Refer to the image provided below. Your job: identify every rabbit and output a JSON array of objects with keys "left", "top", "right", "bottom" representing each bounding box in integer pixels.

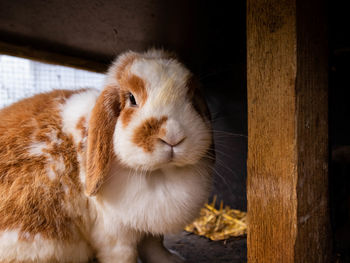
[{"left": 0, "top": 49, "right": 214, "bottom": 263}]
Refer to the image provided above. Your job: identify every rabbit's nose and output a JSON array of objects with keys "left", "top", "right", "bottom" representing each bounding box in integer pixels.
[
  {"left": 158, "top": 136, "right": 186, "bottom": 147},
  {"left": 158, "top": 119, "right": 186, "bottom": 147}
]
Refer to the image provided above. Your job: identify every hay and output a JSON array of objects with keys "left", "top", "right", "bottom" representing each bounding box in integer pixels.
[{"left": 185, "top": 196, "right": 247, "bottom": 241}]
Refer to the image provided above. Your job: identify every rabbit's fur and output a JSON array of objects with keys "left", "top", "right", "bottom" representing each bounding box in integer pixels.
[{"left": 0, "top": 50, "right": 213, "bottom": 263}]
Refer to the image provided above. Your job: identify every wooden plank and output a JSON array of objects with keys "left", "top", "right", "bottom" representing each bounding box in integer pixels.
[
  {"left": 0, "top": 40, "right": 108, "bottom": 73},
  {"left": 294, "top": 0, "right": 330, "bottom": 261},
  {"left": 247, "top": 0, "right": 331, "bottom": 262},
  {"left": 0, "top": 0, "right": 203, "bottom": 70}
]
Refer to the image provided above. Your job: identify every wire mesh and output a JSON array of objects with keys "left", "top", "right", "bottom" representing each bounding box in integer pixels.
[{"left": 0, "top": 55, "right": 105, "bottom": 109}]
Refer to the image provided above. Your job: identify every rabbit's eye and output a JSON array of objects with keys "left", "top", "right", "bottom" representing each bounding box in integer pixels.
[{"left": 128, "top": 92, "right": 137, "bottom": 106}]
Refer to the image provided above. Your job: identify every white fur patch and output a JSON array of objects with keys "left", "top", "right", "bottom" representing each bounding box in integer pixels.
[
  {"left": 92, "top": 159, "right": 212, "bottom": 235},
  {"left": 47, "top": 130, "right": 63, "bottom": 145},
  {"left": 60, "top": 89, "right": 99, "bottom": 146},
  {"left": 47, "top": 155, "right": 66, "bottom": 180},
  {"left": 130, "top": 59, "right": 189, "bottom": 107},
  {"left": 60, "top": 89, "right": 99, "bottom": 184},
  {"left": 46, "top": 167, "right": 56, "bottom": 180},
  {"left": 0, "top": 230, "right": 93, "bottom": 262},
  {"left": 28, "top": 141, "right": 66, "bottom": 181},
  {"left": 28, "top": 141, "right": 47, "bottom": 156}
]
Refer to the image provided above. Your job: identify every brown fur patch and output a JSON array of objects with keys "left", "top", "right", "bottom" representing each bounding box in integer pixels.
[
  {"left": 0, "top": 90, "right": 86, "bottom": 241},
  {"left": 116, "top": 53, "right": 138, "bottom": 82},
  {"left": 76, "top": 116, "right": 88, "bottom": 154},
  {"left": 85, "top": 87, "right": 119, "bottom": 196},
  {"left": 76, "top": 116, "right": 87, "bottom": 138},
  {"left": 117, "top": 74, "right": 147, "bottom": 127},
  {"left": 132, "top": 117, "right": 168, "bottom": 152},
  {"left": 120, "top": 108, "right": 136, "bottom": 127},
  {"left": 159, "top": 128, "right": 167, "bottom": 138},
  {"left": 115, "top": 54, "right": 148, "bottom": 127},
  {"left": 119, "top": 73, "right": 147, "bottom": 105},
  {"left": 126, "top": 75, "right": 147, "bottom": 103}
]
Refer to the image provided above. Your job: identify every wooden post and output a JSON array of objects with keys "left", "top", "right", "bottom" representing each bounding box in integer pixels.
[{"left": 247, "top": 0, "right": 331, "bottom": 262}]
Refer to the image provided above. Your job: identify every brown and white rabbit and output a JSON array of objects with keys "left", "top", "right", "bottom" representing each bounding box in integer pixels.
[{"left": 0, "top": 49, "right": 213, "bottom": 263}]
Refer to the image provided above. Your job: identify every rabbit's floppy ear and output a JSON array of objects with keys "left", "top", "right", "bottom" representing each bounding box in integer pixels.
[
  {"left": 85, "top": 51, "right": 139, "bottom": 196},
  {"left": 85, "top": 87, "right": 120, "bottom": 196},
  {"left": 187, "top": 75, "right": 216, "bottom": 161},
  {"left": 187, "top": 75, "right": 211, "bottom": 122}
]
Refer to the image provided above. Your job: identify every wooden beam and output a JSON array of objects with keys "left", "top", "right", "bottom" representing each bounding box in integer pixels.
[
  {"left": 0, "top": 39, "right": 108, "bottom": 73},
  {"left": 247, "top": 0, "right": 331, "bottom": 262}
]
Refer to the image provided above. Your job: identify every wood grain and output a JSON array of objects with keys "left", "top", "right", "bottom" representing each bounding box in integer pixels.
[{"left": 247, "top": 0, "right": 331, "bottom": 262}]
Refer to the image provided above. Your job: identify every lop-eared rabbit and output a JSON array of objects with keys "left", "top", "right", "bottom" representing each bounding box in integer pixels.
[{"left": 0, "top": 50, "right": 214, "bottom": 263}]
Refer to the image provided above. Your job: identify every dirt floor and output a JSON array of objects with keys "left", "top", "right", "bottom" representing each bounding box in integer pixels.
[
  {"left": 164, "top": 231, "right": 247, "bottom": 263},
  {"left": 91, "top": 231, "right": 246, "bottom": 263}
]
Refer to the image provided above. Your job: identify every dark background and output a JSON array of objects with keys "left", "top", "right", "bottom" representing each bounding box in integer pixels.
[{"left": 329, "top": 0, "right": 350, "bottom": 261}]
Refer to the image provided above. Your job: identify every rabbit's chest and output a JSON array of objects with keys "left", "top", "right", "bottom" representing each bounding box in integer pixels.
[{"left": 93, "top": 163, "right": 211, "bottom": 235}]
